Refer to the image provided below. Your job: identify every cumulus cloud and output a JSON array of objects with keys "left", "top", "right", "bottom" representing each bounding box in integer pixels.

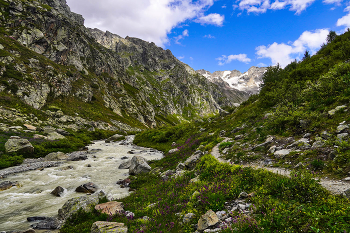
[
  {"left": 195, "top": 13, "right": 225, "bottom": 26},
  {"left": 337, "top": 6, "right": 350, "bottom": 29},
  {"left": 175, "top": 30, "right": 189, "bottom": 44},
  {"left": 66, "top": 0, "right": 220, "bottom": 47},
  {"left": 236, "top": 0, "right": 324, "bottom": 14},
  {"left": 256, "top": 29, "right": 329, "bottom": 67},
  {"left": 323, "top": 0, "right": 343, "bottom": 4},
  {"left": 216, "top": 54, "right": 251, "bottom": 65}
]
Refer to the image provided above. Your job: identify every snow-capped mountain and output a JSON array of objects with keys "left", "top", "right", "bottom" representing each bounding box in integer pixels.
[{"left": 197, "top": 66, "right": 267, "bottom": 94}]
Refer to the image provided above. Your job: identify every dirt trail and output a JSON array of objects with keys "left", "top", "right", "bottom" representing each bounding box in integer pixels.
[{"left": 211, "top": 139, "right": 350, "bottom": 195}]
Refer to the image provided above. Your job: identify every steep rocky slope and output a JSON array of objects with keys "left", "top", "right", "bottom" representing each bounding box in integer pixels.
[
  {"left": 0, "top": 0, "right": 248, "bottom": 131},
  {"left": 197, "top": 66, "right": 267, "bottom": 94}
]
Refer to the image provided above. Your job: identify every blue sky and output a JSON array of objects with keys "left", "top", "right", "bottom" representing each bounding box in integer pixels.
[{"left": 67, "top": 0, "right": 350, "bottom": 73}]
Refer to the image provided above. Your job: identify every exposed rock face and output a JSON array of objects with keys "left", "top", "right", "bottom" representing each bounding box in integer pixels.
[
  {"left": 197, "top": 66, "right": 267, "bottom": 94},
  {"left": 0, "top": 0, "right": 248, "bottom": 129},
  {"left": 5, "top": 137, "right": 34, "bottom": 154},
  {"left": 129, "top": 156, "right": 151, "bottom": 175}
]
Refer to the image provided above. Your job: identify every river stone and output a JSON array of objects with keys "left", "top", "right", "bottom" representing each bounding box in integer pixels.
[
  {"left": 105, "top": 134, "right": 124, "bottom": 143},
  {"left": 184, "top": 150, "right": 204, "bottom": 170},
  {"left": 0, "top": 181, "right": 18, "bottom": 191},
  {"left": 118, "top": 160, "right": 131, "bottom": 169},
  {"left": 95, "top": 201, "right": 124, "bottom": 215},
  {"left": 51, "top": 186, "right": 65, "bottom": 197},
  {"left": 197, "top": 209, "right": 219, "bottom": 231},
  {"left": 30, "top": 217, "right": 60, "bottom": 229},
  {"left": 67, "top": 151, "right": 88, "bottom": 161},
  {"left": 91, "top": 221, "right": 128, "bottom": 233},
  {"left": 129, "top": 156, "right": 151, "bottom": 175},
  {"left": 45, "top": 152, "right": 68, "bottom": 161},
  {"left": 75, "top": 182, "right": 98, "bottom": 194},
  {"left": 58, "top": 195, "right": 100, "bottom": 220},
  {"left": 5, "top": 138, "right": 34, "bottom": 153}
]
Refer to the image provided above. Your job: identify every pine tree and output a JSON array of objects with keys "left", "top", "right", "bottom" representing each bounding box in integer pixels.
[
  {"left": 327, "top": 31, "right": 337, "bottom": 44},
  {"left": 303, "top": 50, "right": 310, "bottom": 60}
]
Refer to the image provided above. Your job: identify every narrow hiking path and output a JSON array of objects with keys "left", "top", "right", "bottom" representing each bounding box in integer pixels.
[{"left": 211, "top": 139, "right": 350, "bottom": 195}]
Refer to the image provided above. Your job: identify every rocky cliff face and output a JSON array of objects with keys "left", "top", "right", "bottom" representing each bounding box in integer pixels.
[
  {"left": 0, "top": 0, "right": 248, "bottom": 131},
  {"left": 197, "top": 67, "right": 267, "bottom": 94}
]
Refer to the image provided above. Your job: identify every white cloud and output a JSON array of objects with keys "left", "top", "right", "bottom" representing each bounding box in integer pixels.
[
  {"left": 195, "top": 13, "right": 225, "bottom": 26},
  {"left": 323, "top": 0, "right": 343, "bottom": 4},
  {"left": 216, "top": 54, "right": 252, "bottom": 65},
  {"left": 66, "top": 0, "right": 217, "bottom": 47},
  {"left": 175, "top": 29, "right": 189, "bottom": 44},
  {"left": 257, "top": 62, "right": 267, "bottom": 67},
  {"left": 337, "top": 6, "right": 350, "bottom": 29},
  {"left": 236, "top": 0, "right": 322, "bottom": 14},
  {"left": 178, "top": 56, "right": 185, "bottom": 60},
  {"left": 256, "top": 29, "right": 329, "bottom": 67},
  {"left": 204, "top": 34, "right": 216, "bottom": 38}
]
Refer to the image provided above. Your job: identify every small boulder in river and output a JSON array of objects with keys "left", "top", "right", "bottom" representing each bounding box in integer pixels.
[
  {"left": 44, "top": 152, "right": 68, "bottom": 161},
  {"left": 67, "top": 151, "right": 88, "bottom": 161},
  {"left": 0, "top": 181, "right": 19, "bottom": 191},
  {"left": 105, "top": 134, "right": 124, "bottom": 143},
  {"left": 30, "top": 217, "right": 60, "bottom": 229},
  {"left": 51, "top": 186, "right": 65, "bottom": 197},
  {"left": 5, "top": 137, "right": 34, "bottom": 154},
  {"left": 129, "top": 156, "right": 151, "bottom": 175},
  {"left": 76, "top": 182, "right": 98, "bottom": 194}
]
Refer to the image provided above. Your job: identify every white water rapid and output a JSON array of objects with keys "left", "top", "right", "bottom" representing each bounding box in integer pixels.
[{"left": 0, "top": 136, "right": 163, "bottom": 231}]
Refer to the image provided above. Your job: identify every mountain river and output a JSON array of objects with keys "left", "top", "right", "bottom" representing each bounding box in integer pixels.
[{"left": 0, "top": 136, "right": 163, "bottom": 231}]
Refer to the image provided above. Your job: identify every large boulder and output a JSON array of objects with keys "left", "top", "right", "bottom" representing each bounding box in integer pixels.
[
  {"left": 129, "top": 156, "right": 151, "bottom": 175},
  {"left": 197, "top": 209, "right": 220, "bottom": 231},
  {"left": 5, "top": 137, "right": 34, "bottom": 154},
  {"left": 67, "top": 151, "right": 88, "bottom": 161},
  {"left": 91, "top": 221, "right": 128, "bottom": 233},
  {"left": 184, "top": 151, "right": 204, "bottom": 170},
  {"left": 118, "top": 160, "right": 131, "bottom": 169},
  {"left": 58, "top": 194, "right": 103, "bottom": 220},
  {"left": 45, "top": 152, "right": 68, "bottom": 161}
]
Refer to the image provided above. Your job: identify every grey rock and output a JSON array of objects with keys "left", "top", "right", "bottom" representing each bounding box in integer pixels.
[
  {"left": 47, "top": 132, "right": 66, "bottom": 141},
  {"left": 321, "top": 131, "right": 331, "bottom": 140},
  {"left": 129, "top": 156, "right": 151, "bottom": 175},
  {"left": 268, "top": 145, "right": 277, "bottom": 154},
  {"left": 56, "top": 128, "right": 70, "bottom": 136},
  {"left": 168, "top": 148, "right": 179, "bottom": 154},
  {"left": 311, "top": 140, "right": 325, "bottom": 149},
  {"left": 5, "top": 138, "right": 34, "bottom": 154},
  {"left": 287, "top": 138, "right": 311, "bottom": 150},
  {"left": 30, "top": 217, "right": 60, "bottom": 229},
  {"left": 303, "top": 133, "right": 312, "bottom": 138},
  {"left": 0, "top": 181, "right": 18, "bottom": 191},
  {"left": 238, "top": 191, "right": 249, "bottom": 199},
  {"left": 176, "top": 162, "right": 185, "bottom": 171},
  {"left": 67, "top": 151, "right": 88, "bottom": 161},
  {"left": 215, "top": 210, "right": 227, "bottom": 220},
  {"left": 184, "top": 150, "right": 204, "bottom": 170},
  {"left": 75, "top": 182, "right": 98, "bottom": 194},
  {"left": 328, "top": 105, "right": 347, "bottom": 116},
  {"left": 118, "top": 160, "right": 131, "bottom": 169},
  {"left": 274, "top": 149, "right": 291, "bottom": 158},
  {"left": 337, "top": 133, "right": 349, "bottom": 141},
  {"left": 337, "top": 124, "right": 349, "bottom": 134},
  {"left": 58, "top": 195, "right": 101, "bottom": 220},
  {"left": 197, "top": 209, "right": 219, "bottom": 231},
  {"left": 344, "top": 188, "right": 350, "bottom": 199},
  {"left": 51, "top": 186, "right": 65, "bottom": 197},
  {"left": 91, "top": 221, "right": 127, "bottom": 233},
  {"left": 105, "top": 134, "right": 124, "bottom": 143},
  {"left": 45, "top": 152, "right": 68, "bottom": 161},
  {"left": 183, "top": 213, "right": 195, "bottom": 223}
]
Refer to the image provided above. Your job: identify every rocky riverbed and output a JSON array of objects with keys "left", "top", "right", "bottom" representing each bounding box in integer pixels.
[{"left": 0, "top": 136, "right": 163, "bottom": 232}]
